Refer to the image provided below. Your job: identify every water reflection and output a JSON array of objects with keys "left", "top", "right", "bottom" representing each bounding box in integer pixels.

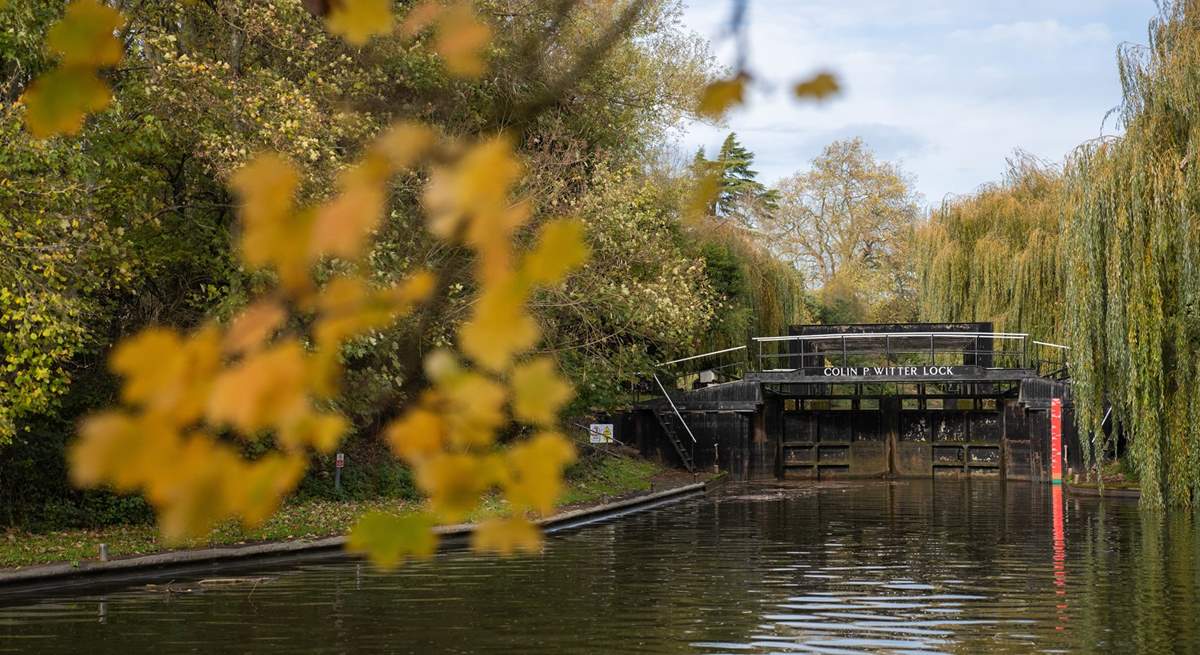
[{"left": 1, "top": 480, "right": 1197, "bottom": 654}]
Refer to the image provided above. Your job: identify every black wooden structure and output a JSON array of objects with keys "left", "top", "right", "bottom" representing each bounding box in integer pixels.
[{"left": 616, "top": 322, "right": 1079, "bottom": 482}]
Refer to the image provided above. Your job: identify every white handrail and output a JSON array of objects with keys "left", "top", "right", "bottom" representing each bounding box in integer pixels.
[
  {"left": 1032, "top": 340, "right": 1071, "bottom": 350},
  {"left": 657, "top": 345, "right": 747, "bottom": 367},
  {"left": 753, "top": 331, "right": 1029, "bottom": 343},
  {"left": 652, "top": 374, "right": 697, "bottom": 443}
]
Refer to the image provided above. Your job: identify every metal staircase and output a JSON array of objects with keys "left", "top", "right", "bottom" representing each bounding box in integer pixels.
[{"left": 652, "top": 374, "right": 697, "bottom": 473}]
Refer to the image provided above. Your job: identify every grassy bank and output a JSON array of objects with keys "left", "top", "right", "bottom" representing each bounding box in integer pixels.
[
  {"left": 1069, "top": 459, "right": 1140, "bottom": 491},
  {"left": 1, "top": 454, "right": 673, "bottom": 569}
]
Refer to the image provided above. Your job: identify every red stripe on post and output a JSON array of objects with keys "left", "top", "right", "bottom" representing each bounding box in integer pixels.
[{"left": 1050, "top": 398, "right": 1063, "bottom": 484}]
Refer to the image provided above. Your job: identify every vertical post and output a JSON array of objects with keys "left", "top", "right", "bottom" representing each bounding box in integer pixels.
[
  {"left": 335, "top": 452, "right": 345, "bottom": 493},
  {"left": 930, "top": 334, "right": 935, "bottom": 365},
  {"left": 1050, "top": 398, "right": 1063, "bottom": 484},
  {"left": 842, "top": 335, "right": 848, "bottom": 367}
]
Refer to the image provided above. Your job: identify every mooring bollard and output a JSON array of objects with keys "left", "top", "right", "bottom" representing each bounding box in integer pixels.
[{"left": 98, "top": 543, "right": 109, "bottom": 562}]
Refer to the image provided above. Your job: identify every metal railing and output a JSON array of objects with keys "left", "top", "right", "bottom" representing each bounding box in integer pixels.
[
  {"left": 653, "top": 345, "right": 749, "bottom": 391},
  {"left": 652, "top": 374, "right": 697, "bottom": 444},
  {"left": 752, "top": 332, "right": 1069, "bottom": 375}
]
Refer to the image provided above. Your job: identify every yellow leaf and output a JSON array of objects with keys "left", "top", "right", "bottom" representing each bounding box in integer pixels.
[
  {"left": 374, "top": 121, "right": 434, "bottom": 171},
  {"left": 472, "top": 517, "right": 542, "bottom": 556},
  {"left": 230, "top": 156, "right": 312, "bottom": 293},
  {"left": 110, "top": 327, "right": 184, "bottom": 406},
  {"left": 224, "top": 300, "right": 286, "bottom": 355},
  {"left": 423, "top": 136, "right": 522, "bottom": 241},
  {"left": 231, "top": 155, "right": 298, "bottom": 230},
  {"left": 686, "top": 168, "right": 721, "bottom": 220},
  {"left": 388, "top": 269, "right": 436, "bottom": 306},
  {"left": 22, "top": 66, "right": 111, "bottom": 138},
  {"left": 317, "top": 276, "right": 370, "bottom": 316},
  {"left": 347, "top": 511, "right": 437, "bottom": 569},
  {"left": 207, "top": 340, "right": 308, "bottom": 434},
  {"left": 46, "top": 0, "right": 125, "bottom": 67},
  {"left": 696, "top": 74, "right": 747, "bottom": 119},
  {"left": 110, "top": 326, "right": 221, "bottom": 424},
  {"left": 414, "top": 453, "right": 497, "bottom": 521},
  {"left": 70, "top": 411, "right": 167, "bottom": 491},
  {"left": 230, "top": 155, "right": 306, "bottom": 279},
  {"left": 230, "top": 453, "right": 306, "bottom": 527},
  {"left": 423, "top": 349, "right": 460, "bottom": 383},
  {"left": 434, "top": 3, "right": 492, "bottom": 78},
  {"left": 440, "top": 371, "right": 507, "bottom": 448},
  {"left": 385, "top": 408, "right": 444, "bottom": 463},
  {"left": 793, "top": 72, "right": 839, "bottom": 100},
  {"left": 279, "top": 411, "right": 347, "bottom": 453},
  {"left": 145, "top": 435, "right": 240, "bottom": 542},
  {"left": 314, "top": 273, "right": 431, "bottom": 352},
  {"left": 327, "top": 0, "right": 395, "bottom": 46},
  {"left": 311, "top": 180, "right": 384, "bottom": 260},
  {"left": 503, "top": 431, "right": 575, "bottom": 515},
  {"left": 458, "top": 280, "right": 539, "bottom": 372},
  {"left": 510, "top": 357, "right": 573, "bottom": 426},
  {"left": 522, "top": 218, "right": 590, "bottom": 286},
  {"left": 399, "top": 0, "right": 443, "bottom": 38}
]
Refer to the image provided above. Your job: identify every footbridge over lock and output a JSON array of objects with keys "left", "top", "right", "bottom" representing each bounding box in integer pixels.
[{"left": 613, "top": 323, "right": 1080, "bottom": 483}]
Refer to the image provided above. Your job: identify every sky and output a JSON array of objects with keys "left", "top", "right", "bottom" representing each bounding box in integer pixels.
[{"left": 676, "top": 0, "right": 1157, "bottom": 205}]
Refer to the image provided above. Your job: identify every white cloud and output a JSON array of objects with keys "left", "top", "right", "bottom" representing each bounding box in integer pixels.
[
  {"left": 948, "top": 20, "right": 1113, "bottom": 47},
  {"left": 677, "top": 0, "right": 1154, "bottom": 204}
]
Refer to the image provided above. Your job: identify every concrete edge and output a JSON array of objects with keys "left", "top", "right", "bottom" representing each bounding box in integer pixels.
[
  {"left": 0, "top": 477, "right": 717, "bottom": 596},
  {"left": 1065, "top": 483, "right": 1141, "bottom": 499}
]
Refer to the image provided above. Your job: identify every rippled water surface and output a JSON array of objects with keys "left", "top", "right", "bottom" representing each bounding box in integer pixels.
[{"left": 3, "top": 480, "right": 1199, "bottom": 654}]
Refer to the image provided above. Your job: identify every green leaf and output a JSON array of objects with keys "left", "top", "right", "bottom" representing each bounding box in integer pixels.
[{"left": 346, "top": 511, "right": 437, "bottom": 569}]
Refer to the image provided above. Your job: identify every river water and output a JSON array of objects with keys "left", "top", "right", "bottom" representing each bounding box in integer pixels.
[{"left": 1, "top": 480, "right": 1198, "bottom": 654}]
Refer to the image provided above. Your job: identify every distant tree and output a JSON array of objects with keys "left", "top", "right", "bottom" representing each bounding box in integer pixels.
[
  {"left": 693, "top": 133, "right": 778, "bottom": 227},
  {"left": 766, "top": 138, "right": 921, "bottom": 322}
]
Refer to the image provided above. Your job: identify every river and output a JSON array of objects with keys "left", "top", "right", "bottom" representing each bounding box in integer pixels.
[{"left": 1, "top": 480, "right": 1197, "bottom": 653}]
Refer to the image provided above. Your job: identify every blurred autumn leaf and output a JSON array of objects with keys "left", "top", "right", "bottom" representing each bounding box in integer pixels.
[
  {"left": 696, "top": 74, "right": 747, "bottom": 119},
  {"left": 22, "top": 0, "right": 123, "bottom": 137},
  {"left": 326, "top": 0, "right": 395, "bottom": 45},
  {"left": 793, "top": 71, "right": 840, "bottom": 100},
  {"left": 347, "top": 512, "right": 438, "bottom": 569}
]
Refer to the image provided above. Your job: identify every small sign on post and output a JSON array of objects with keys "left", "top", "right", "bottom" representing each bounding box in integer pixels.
[
  {"left": 335, "top": 452, "right": 345, "bottom": 469},
  {"left": 335, "top": 452, "right": 345, "bottom": 494},
  {"left": 588, "top": 423, "right": 614, "bottom": 444}
]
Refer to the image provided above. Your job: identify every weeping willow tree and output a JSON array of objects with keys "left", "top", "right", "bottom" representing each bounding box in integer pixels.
[
  {"left": 694, "top": 220, "right": 812, "bottom": 350},
  {"left": 915, "top": 154, "right": 1066, "bottom": 342},
  {"left": 1064, "top": 0, "right": 1200, "bottom": 508}
]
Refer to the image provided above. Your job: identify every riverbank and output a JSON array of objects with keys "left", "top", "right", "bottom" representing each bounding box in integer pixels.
[{"left": 1, "top": 454, "right": 693, "bottom": 570}]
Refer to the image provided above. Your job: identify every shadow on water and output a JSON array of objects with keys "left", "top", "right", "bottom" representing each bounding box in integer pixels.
[{"left": 0, "top": 479, "right": 1197, "bottom": 654}]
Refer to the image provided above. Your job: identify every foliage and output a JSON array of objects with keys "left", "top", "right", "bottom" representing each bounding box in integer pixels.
[
  {"left": 915, "top": 154, "right": 1066, "bottom": 341},
  {"left": 914, "top": 2, "right": 1200, "bottom": 507},
  {"left": 693, "top": 133, "right": 778, "bottom": 224},
  {"left": 1062, "top": 0, "right": 1200, "bottom": 508},
  {"left": 2, "top": 0, "right": 827, "bottom": 560},
  {"left": 14, "top": 0, "right": 613, "bottom": 568},
  {"left": 694, "top": 221, "right": 811, "bottom": 348},
  {"left": 765, "top": 138, "right": 921, "bottom": 323}
]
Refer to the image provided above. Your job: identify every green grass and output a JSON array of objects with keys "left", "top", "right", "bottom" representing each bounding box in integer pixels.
[
  {"left": 560, "top": 456, "right": 662, "bottom": 506},
  {"left": 0, "top": 498, "right": 413, "bottom": 569},
  {"left": 0, "top": 455, "right": 666, "bottom": 569},
  {"left": 1069, "top": 458, "right": 1141, "bottom": 491}
]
